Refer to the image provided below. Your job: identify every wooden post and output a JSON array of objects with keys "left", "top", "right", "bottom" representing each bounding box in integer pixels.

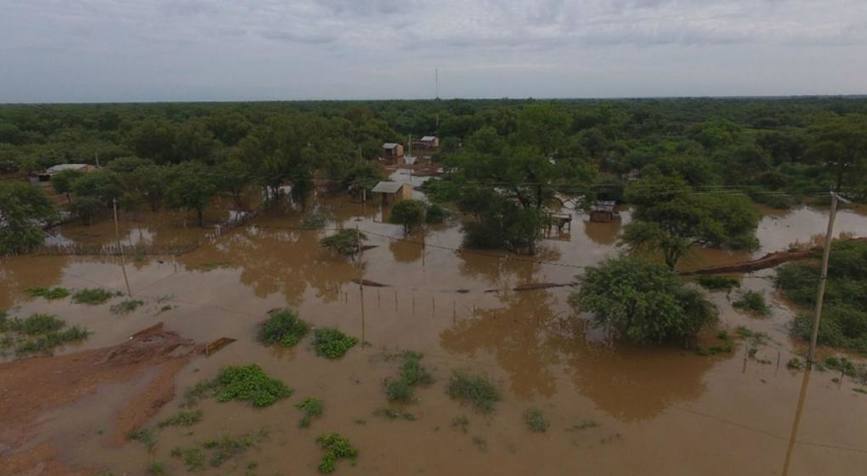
[{"left": 113, "top": 198, "right": 132, "bottom": 297}]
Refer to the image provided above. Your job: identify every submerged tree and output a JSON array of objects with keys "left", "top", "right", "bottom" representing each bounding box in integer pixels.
[
  {"left": 621, "top": 176, "right": 759, "bottom": 269},
  {"left": 0, "top": 182, "right": 57, "bottom": 255},
  {"left": 571, "top": 256, "right": 716, "bottom": 344},
  {"left": 389, "top": 199, "right": 426, "bottom": 234},
  {"left": 166, "top": 162, "right": 216, "bottom": 227},
  {"left": 320, "top": 229, "right": 367, "bottom": 259}
]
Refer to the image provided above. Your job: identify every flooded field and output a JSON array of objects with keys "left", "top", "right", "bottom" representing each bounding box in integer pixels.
[{"left": 2, "top": 195, "right": 867, "bottom": 476}]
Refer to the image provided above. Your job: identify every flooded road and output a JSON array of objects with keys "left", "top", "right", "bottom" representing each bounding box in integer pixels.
[{"left": 1, "top": 200, "right": 866, "bottom": 475}]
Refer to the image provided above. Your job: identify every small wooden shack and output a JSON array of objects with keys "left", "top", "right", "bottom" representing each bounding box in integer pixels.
[
  {"left": 371, "top": 181, "right": 412, "bottom": 204},
  {"left": 589, "top": 201, "right": 619, "bottom": 223},
  {"left": 417, "top": 136, "right": 439, "bottom": 149},
  {"left": 382, "top": 143, "right": 404, "bottom": 162}
]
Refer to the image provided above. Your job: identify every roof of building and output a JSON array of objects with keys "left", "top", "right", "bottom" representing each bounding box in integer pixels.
[
  {"left": 371, "top": 181, "right": 405, "bottom": 194},
  {"left": 383, "top": 143, "right": 401, "bottom": 149},
  {"left": 46, "top": 163, "right": 92, "bottom": 174},
  {"left": 420, "top": 136, "right": 437, "bottom": 141}
]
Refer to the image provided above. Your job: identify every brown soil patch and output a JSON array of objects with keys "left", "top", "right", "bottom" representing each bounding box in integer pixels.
[{"left": 0, "top": 323, "right": 203, "bottom": 475}]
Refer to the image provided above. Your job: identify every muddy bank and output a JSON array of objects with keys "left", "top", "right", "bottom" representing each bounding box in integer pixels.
[{"left": 0, "top": 324, "right": 201, "bottom": 475}]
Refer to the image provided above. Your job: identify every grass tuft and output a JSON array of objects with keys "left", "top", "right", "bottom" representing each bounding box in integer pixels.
[
  {"left": 316, "top": 433, "right": 358, "bottom": 474},
  {"left": 72, "top": 288, "right": 118, "bottom": 305},
  {"left": 313, "top": 328, "right": 358, "bottom": 359},
  {"left": 259, "top": 309, "right": 309, "bottom": 348},
  {"left": 184, "top": 365, "right": 292, "bottom": 408},
  {"left": 158, "top": 409, "right": 203, "bottom": 428},
  {"left": 733, "top": 290, "right": 771, "bottom": 316},
  {"left": 26, "top": 287, "right": 70, "bottom": 300},
  {"left": 110, "top": 299, "right": 144, "bottom": 315},
  {"left": 296, "top": 398, "right": 324, "bottom": 428},
  {"left": 0, "top": 313, "right": 89, "bottom": 357},
  {"left": 385, "top": 351, "right": 433, "bottom": 402},
  {"left": 127, "top": 428, "right": 157, "bottom": 451},
  {"left": 524, "top": 408, "right": 549, "bottom": 433},
  {"left": 446, "top": 371, "right": 500, "bottom": 413}
]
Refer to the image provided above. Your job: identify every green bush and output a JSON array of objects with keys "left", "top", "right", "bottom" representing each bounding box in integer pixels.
[
  {"left": 259, "top": 309, "right": 309, "bottom": 348},
  {"left": 0, "top": 313, "right": 90, "bottom": 357},
  {"left": 425, "top": 203, "right": 448, "bottom": 224},
  {"left": 184, "top": 365, "right": 292, "bottom": 408},
  {"left": 390, "top": 199, "right": 427, "bottom": 232},
  {"left": 110, "top": 299, "right": 144, "bottom": 315},
  {"left": 26, "top": 287, "right": 70, "bottom": 300},
  {"left": 158, "top": 409, "right": 203, "bottom": 428},
  {"left": 296, "top": 397, "right": 324, "bottom": 428},
  {"left": 72, "top": 288, "right": 118, "bottom": 305},
  {"left": 733, "top": 290, "right": 771, "bottom": 316},
  {"left": 316, "top": 433, "right": 358, "bottom": 474},
  {"left": 313, "top": 328, "right": 358, "bottom": 359},
  {"left": 446, "top": 371, "right": 500, "bottom": 413}
]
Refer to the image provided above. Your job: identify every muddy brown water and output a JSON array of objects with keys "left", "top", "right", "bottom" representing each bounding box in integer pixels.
[{"left": 2, "top": 200, "right": 867, "bottom": 475}]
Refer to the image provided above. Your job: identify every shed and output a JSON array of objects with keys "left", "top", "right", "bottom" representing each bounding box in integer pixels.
[
  {"left": 382, "top": 143, "right": 404, "bottom": 162},
  {"left": 371, "top": 181, "right": 412, "bottom": 204},
  {"left": 418, "top": 136, "right": 439, "bottom": 149},
  {"left": 589, "top": 200, "right": 619, "bottom": 223}
]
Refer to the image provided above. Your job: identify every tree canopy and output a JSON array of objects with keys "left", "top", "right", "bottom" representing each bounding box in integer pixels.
[{"left": 0, "top": 182, "right": 56, "bottom": 255}]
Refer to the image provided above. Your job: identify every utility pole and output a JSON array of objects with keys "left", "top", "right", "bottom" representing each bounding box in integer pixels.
[
  {"left": 113, "top": 198, "right": 132, "bottom": 297},
  {"left": 807, "top": 191, "right": 850, "bottom": 364}
]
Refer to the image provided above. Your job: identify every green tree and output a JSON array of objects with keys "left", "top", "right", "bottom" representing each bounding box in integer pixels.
[
  {"left": 390, "top": 200, "right": 426, "bottom": 234},
  {"left": 0, "top": 182, "right": 57, "bottom": 254},
  {"left": 214, "top": 158, "right": 251, "bottom": 208},
  {"left": 806, "top": 116, "right": 867, "bottom": 192},
  {"left": 51, "top": 169, "right": 84, "bottom": 203},
  {"left": 621, "top": 176, "right": 759, "bottom": 269},
  {"left": 167, "top": 163, "right": 216, "bottom": 227},
  {"left": 571, "top": 256, "right": 716, "bottom": 344}
]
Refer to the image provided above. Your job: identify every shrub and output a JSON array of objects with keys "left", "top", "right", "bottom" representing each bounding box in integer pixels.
[
  {"left": 110, "top": 299, "right": 144, "bottom": 315},
  {"left": 158, "top": 409, "right": 203, "bottom": 428},
  {"left": 316, "top": 433, "right": 358, "bottom": 474},
  {"left": 127, "top": 428, "right": 157, "bottom": 450},
  {"left": 0, "top": 313, "right": 90, "bottom": 357},
  {"left": 203, "top": 431, "right": 266, "bottom": 468},
  {"left": 185, "top": 365, "right": 292, "bottom": 408},
  {"left": 296, "top": 398, "right": 324, "bottom": 428},
  {"left": 26, "top": 287, "right": 70, "bottom": 300},
  {"left": 385, "top": 351, "right": 434, "bottom": 402},
  {"left": 171, "top": 447, "right": 205, "bottom": 472},
  {"left": 524, "top": 408, "right": 549, "bottom": 433},
  {"left": 300, "top": 210, "right": 331, "bottom": 230},
  {"left": 695, "top": 275, "right": 740, "bottom": 291},
  {"left": 425, "top": 203, "right": 448, "bottom": 224},
  {"left": 732, "top": 290, "right": 771, "bottom": 316},
  {"left": 313, "top": 328, "right": 358, "bottom": 359},
  {"left": 320, "top": 229, "right": 366, "bottom": 257},
  {"left": 259, "top": 309, "right": 309, "bottom": 348},
  {"left": 446, "top": 371, "right": 500, "bottom": 413},
  {"left": 72, "top": 288, "right": 118, "bottom": 305}
]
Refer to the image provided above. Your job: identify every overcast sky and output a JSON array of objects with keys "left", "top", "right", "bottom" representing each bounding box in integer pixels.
[{"left": 1, "top": 0, "right": 865, "bottom": 102}]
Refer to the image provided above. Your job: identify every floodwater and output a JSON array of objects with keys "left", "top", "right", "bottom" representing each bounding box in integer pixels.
[{"left": 2, "top": 198, "right": 867, "bottom": 475}]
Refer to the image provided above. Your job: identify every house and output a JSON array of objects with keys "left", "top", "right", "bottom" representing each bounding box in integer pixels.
[
  {"left": 416, "top": 136, "right": 439, "bottom": 149},
  {"left": 382, "top": 143, "right": 404, "bottom": 162},
  {"left": 371, "top": 181, "right": 412, "bottom": 204},
  {"left": 37, "top": 163, "right": 96, "bottom": 181},
  {"left": 589, "top": 200, "right": 619, "bottom": 223}
]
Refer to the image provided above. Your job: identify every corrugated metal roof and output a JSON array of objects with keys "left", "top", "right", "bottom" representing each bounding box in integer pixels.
[
  {"left": 383, "top": 143, "right": 400, "bottom": 149},
  {"left": 420, "top": 136, "right": 437, "bottom": 141},
  {"left": 371, "top": 181, "right": 404, "bottom": 194},
  {"left": 46, "top": 164, "right": 91, "bottom": 173}
]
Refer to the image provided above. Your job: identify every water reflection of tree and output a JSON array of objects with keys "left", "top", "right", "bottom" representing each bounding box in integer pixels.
[
  {"left": 440, "top": 289, "right": 720, "bottom": 421},
  {"left": 440, "top": 291, "right": 561, "bottom": 398},
  {"left": 456, "top": 246, "right": 559, "bottom": 289},
  {"left": 184, "top": 227, "right": 357, "bottom": 305},
  {"left": 583, "top": 220, "right": 621, "bottom": 246},
  {"left": 389, "top": 234, "right": 423, "bottom": 263},
  {"left": 548, "top": 327, "right": 717, "bottom": 422}
]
